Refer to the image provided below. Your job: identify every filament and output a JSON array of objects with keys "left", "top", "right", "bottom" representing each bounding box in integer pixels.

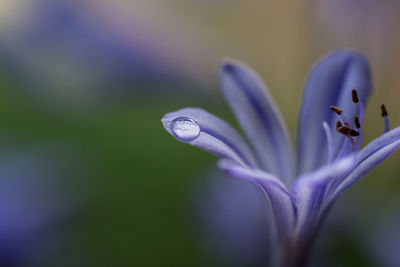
[{"left": 323, "top": 122, "right": 334, "bottom": 164}]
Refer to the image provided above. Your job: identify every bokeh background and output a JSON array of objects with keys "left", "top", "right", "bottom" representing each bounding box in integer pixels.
[{"left": 1, "top": 0, "right": 400, "bottom": 266}]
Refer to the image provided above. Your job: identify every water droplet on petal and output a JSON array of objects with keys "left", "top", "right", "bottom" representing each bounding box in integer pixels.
[{"left": 171, "top": 117, "right": 200, "bottom": 141}]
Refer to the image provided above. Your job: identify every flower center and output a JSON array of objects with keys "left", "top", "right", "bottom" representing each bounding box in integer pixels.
[{"left": 329, "top": 89, "right": 390, "bottom": 155}]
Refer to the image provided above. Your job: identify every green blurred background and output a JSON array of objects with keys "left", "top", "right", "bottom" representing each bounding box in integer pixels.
[{"left": 0, "top": 0, "right": 400, "bottom": 266}]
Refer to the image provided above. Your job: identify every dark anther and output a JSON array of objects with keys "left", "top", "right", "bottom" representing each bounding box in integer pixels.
[
  {"left": 337, "top": 125, "right": 360, "bottom": 137},
  {"left": 352, "top": 89, "right": 359, "bottom": 103},
  {"left": 344, "top": 122, "right": 350, "bottom": 126},
  {"left": 348, "top": 128, "right": 360, "bottom": 137},
  {"left": 330, "top": 105, "right": 343, "bottom": 115},
  {"left": 337, "top": 126, "right": 350, "bottom": 136},
  {"left": 354, "top": 116, "right": 361, "bottom": 129},
  {"left": 381, "top": 104, "right": 388, "bottom": 117},
  {"left": 336, "top": 121, "right": 342, "bottom": 129}
]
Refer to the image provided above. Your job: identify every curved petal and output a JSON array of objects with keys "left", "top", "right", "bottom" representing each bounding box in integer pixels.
[
  {"left": 292, "top": 155, "right": 356, "bottom": 240},
  {"left": 331, "top": 126, "right": 400, "bottom": 198},
  {"left": 357, "top": 126, "right": 400, "bottom": 164},
  {"left": 162, "top": 108, "right": 258, "bottom": 167},
  {"left": 220, "top": 59, "right": 294, "bottom": 185},
  {"left": 218, "top": 159, "right": 295, "bottom": 260},
  {"left": 297, "top": 50, "right": 372, "bottom": 175}
]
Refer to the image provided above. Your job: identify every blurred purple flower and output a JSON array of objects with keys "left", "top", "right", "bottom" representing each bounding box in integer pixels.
[
  {"left": 316, "top": 0, "right": 400, "bottom": 38},
  {"left": 162, "top": 50, "right": 400, "bottom": 266},
  {"left": 194, "top": 170, "right": 270, "bottom": 266},
  {"left": 0, "top": 149, "right": 70, "bottom": 267},
  {"left": 369, "top": 202, "right": 400, "bottom": 267},
  {"left": 0, "top": 0, "right": 200, "bottom": 108},
  {"left": 315, "top": 0, "right": 400, "bottom": 64}
]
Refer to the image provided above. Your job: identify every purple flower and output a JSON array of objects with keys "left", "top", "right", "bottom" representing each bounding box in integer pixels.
[
  {"left": 368, "top": 202, "right": 400, "bottom": 267},
  {"left": 0, "top": 148, "right": 72, "bottom": 266},
  {"left": 0, "top": 0, "right": 197, "bottom": 109},
  {"left": 194, "top": 170, "right": 270, "bottom": 266},
  {"left": 161, "top": 50, "right": 400, "bottom": 266}
]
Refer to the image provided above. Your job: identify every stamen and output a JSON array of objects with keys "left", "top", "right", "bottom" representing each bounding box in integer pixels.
[
  {"left": 356, "top": 127, "right": 363, "bottom": 151},
  {"left": 336, "top": 125, "right": 349, "bottom": 136},
  {"left": 323, "top": 122, "right": 333, "bottom": 164},
  {"left": 332, "top": 90, "right": 365, "bottom": 156},
  {"left": 348, "top": 128, "right": 360, "bottom": 137},
  {"left": 381, "top": 104, "right": 389, "bottom": 133},
  {"left": 330, "top": 106, "right": 343, "bottom": 115},
  {"left": 357, "top": 102, "right": 365, "bottom": 125},
  {"left": 337, "top": 125, "right": 359, "bottom": 137},
  {"left": 381, "top": 104, "right": 388, "bottom": 117},
  {"left": 336, "top": 138, "right": 352, "bottom": 159},
  {"left": 330, "top": 105, "right": 350, "bottom": 125},
  {"left": 353, "top": 89, "right": 364, "bottom": 148},
  {"left": 352, "top": 89, "right": 359, "bottom": 103},
  {"left": 337, "top": 124, "right": 360, "bottom": 152},
  {"left": 335, "top": 118, "right": 358, "bottom": 158},
  {"left": 354, "top": 116, "right": 361, "bottom": 129}
]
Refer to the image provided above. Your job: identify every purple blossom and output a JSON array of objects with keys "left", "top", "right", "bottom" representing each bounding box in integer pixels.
[
  {"left": 194, "top": 170, "right": 270, "bottom": 266},
  {"left": 161, "top": 50, "right": 400, "bottom": 266},
  {"left": 369, "top": 202, "right": 400, "bottom": 267},
  {"left": 0, "top": 0, "right": 198, "bottom": 110},
  {"left": 0, "top": 148, "right": 71, "bottom": 266}
]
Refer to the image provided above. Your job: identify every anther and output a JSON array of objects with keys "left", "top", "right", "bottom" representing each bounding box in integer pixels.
[
  {"left": 337, "top": 126, "right": 349, "bottom": 136},
  {"left": 330, "top": 106, "right": 343, "bottom": 115},
  {"left": 348, "top": 128, "right": 360, "bottom": 137},
  {"left": 336, "top": 121, "right": 342, "bottom": 129},
  {"left": 337, "top": 125, "right": 360, "bottom": 137},
  {"left": 354, "top": 116, "right": 361, "bottom": 129},
  {"left": 381, "top": 104, "right": 389, "bottom": 133},
  {"left": 381, "top": 104, "right": 388, "bottom": 117},
  {"left": 344, "top": 122, "right": 350, "bottom": 126},
  {"left": 352, "top": 89, "right": 359, "bottom": 103}
]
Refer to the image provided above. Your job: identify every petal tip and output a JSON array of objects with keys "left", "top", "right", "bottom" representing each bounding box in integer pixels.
[
  {"left": 322, "top": 49, "right": 369, "bottom": 66},
  {"left": 161, "top": 110, "right": 201, "bottom": 142},
  {"left": 217, "top": 158, "right": 234, "bottom": 170},
  {"left": 161, "top": 115, "right": 169, "bottom": 128},
  {"left": 161, "top": 113, "right": 174, "bottom": 135},
  {"left": 220, "top": 57, "right": 250, "bottom": 74}
]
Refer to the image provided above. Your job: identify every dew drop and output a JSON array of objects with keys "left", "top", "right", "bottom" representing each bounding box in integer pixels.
[{"left": 171, "top": 117, "right": 200, "bottom": 141}]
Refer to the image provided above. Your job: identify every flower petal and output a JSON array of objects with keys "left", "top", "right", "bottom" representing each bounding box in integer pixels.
[
  {"left": 292, "top": 155, "right": 356, "bottom": 240},
  {"left": 220, "top": 59, "right": 294, "bottom": 184},
  {"left": 218, "top": 159, "right": 294, "bottom": 256},
  {"left": 297, "top": 50, "right": 371, "bottom": 174},
  {"left": 162, "top": 108, "right": 258, "bottom": 167},
  {"left": 332, "top": 126, "right": 400, "bottom": 197}
]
